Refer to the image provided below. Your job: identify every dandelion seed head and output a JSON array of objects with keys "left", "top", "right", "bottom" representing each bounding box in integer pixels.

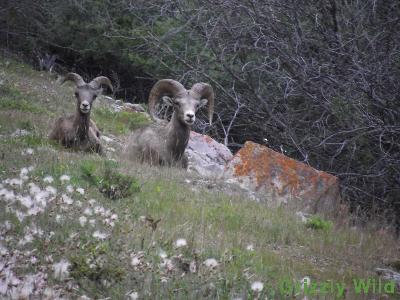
[
  {"left": 43, "top": 176, "right": 54, "bottom": 183},
  {"left": 127, "top": 291, "right": 139, "bottom": 300},
  {"left": 246, "top": 244, "right": 254, "bottom": 251},
  {"left": 53, "top": 259, "right": 70, "bottom": 280},
  {"left": 61, "top": 194, "right": 73, "bottom": 205},
  {"left": 66, "top": 185, "right": 74, "bottom": 193},
  {"left": 79, "top": 216, "right": 87, "bottom": 227},
  {"left": 251, "top": 281, "right": 264, "bottom": 292},
  {"left": 59, "top": 175, "right": 71, "bottom": 182},
  {"left": 203, "top": 258, "right": 219, "bottom": 269},
  {"left": 175, "top": 238, "right": 187, "bottom": 248},
  {"left": 92, "top": 231, "right": 108, "bottom": 240},
  {"left": 45, "top": 186, "right": 57, "bottom": 195}
]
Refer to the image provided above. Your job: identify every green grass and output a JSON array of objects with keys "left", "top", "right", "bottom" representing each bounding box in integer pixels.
[
  {"left": 0, "top": 55, "right": 399, "bottom": 299},
  {"left": 0, "top": 84, "right": 51, "bottom": 114},
  {"left": 93, "top": 107, "right": 150, "bottom": 135}
]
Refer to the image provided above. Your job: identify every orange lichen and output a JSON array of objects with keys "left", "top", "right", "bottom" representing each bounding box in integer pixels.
[{"left": 231, "top": 141, "right": 339, "bottom": 200}]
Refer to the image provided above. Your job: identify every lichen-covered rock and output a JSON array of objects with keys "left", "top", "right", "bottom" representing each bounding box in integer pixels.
[
  {"left": 223, "top": 141, "right": 343, "bottom": 215},
  {"left": 186, "top": 131, "right": 232, "bottom": 177}
]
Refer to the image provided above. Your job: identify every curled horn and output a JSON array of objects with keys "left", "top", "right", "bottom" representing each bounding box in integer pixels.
[
  {"left": 148, "top": 79, "right": 186, "bottom": 122},
  {"left": 61, "top": 73, "right": 86, "bottom": 87},
  {"left": 89, "top": 76, "right": 113, "bottom": 92},
  {"left": 191, "top": 83, "right": 215, "bottom": 125}
]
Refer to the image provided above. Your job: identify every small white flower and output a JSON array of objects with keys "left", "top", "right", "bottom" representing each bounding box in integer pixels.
[
  {"left": 203, "top": 258, "right": 219, "bottom": 269},
  {"left": 28, "top": 166, "right": 34, "bottom": 172},
  {"left": 76, "top": 187, "right": 85, "bottom": 195},
  {"left": 89, "top": 219, "right": 96, "bottom": 226},
  {"left": 83, "top": 207, "right": 93, "bottom": 216},
  {"left": 30, "top": 256, "right": 38, "bottom": 264},
  {"left": 61, "top": 194, "right": 73, "bottom": 205},
  {"left": 92, "top": 231, "right": 108, "bottom": 240},
  {"left": 251, "top": 281, "right": 264, "bottom": 292},
  {"left": 59, "top": 175, "right": 71, "bottom": 182},
  {"left": 53, "top": 259, "right": 70, "bottom": 280},
  {"left": 66, "top": 185, "right": 74, "bottom": 193},
  {"left": 43, "top": 176, "right": 54, "bottom": 183},
  {"left": 22, "top": 148, "right": 34, "bottom": 155},
  {"left": 79, "top": 216, "right": 87, "bottom": 227},
  {"left": 246, "top": 244, "right": 254, "bottom": 251},
  {"left": 131, "top": 256, "right": 141, "bottom": 266},
  {"left": 138, "top": 215, "right": 146, "bottom": 222},
  {"left": 127, "top": 291, "right": 139, "bottom": 300},
  {"left": 159, "top": 250, "right": 167, "bottom": 259},
  {"left": 110, "top": 213, "right": 118, "bottom": 220},
  {"left": 45, "top": 186, "right": 57, "bottom": 195},
  {"left": 88, "top": 199, "right": 96, "bottom": 206},
  {"left": 175, "top": 238, "right": 187, "bottom": 248},
  {"left": 55, "top": 214, "right": 63, "bottom": 224}
]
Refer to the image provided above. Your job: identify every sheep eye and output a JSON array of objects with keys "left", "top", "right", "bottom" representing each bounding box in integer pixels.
[
  {"left": 93, "top": 95, "right": 97, "bottom": 100},
  {"left": 74, "top": 92, "right": 79, "bottom": 98}
]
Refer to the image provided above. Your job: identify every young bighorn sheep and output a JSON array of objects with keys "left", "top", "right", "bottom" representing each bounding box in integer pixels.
[
  {"left": 124, "top": 79, "right": 214, "bottom": 168},
  {"left": 49, "top": 73, "right": 113, "bottom": 154}
]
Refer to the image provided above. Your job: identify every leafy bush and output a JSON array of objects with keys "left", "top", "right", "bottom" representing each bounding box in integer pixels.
[
  {"left": 305, "top": 216, "right": 333, "bottom": 231},
  {"left": 80, "top": 160, "right": 140, "bottom": 200}
]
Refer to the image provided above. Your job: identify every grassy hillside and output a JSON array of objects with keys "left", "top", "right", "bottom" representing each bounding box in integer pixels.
[{"left": 0, "top": 56, "right": 399, "bottom": 299}]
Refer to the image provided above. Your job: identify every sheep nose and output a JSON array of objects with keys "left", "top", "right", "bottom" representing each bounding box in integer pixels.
[
  {"left": 82, "top": 103, "right": 89, "bottom": 107},
  {"left": 186, "top": 113, "right": 194, "bottom": 119}
]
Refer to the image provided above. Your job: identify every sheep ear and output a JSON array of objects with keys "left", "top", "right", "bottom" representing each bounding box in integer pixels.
[
  {"left": 199, "top": 98, "right": 208, "bottom": 108},
  {"left": 162, "top": 96, "right": 173, "bottom": 106}
]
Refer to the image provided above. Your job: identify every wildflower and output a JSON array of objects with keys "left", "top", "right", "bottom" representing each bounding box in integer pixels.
[
  {"left": 92, "top": 231, "right": 108, "bottom": 240},
  {"left": 159, "top": 250, "right": 167, "bottom": 259},
  {"left": 89, "top": 219, "right": 96, "bottom": 226},
  {"left": 43, "top": 176, "right": 54, "bottom": 183},
  {"left": 246, "top": 244, "right": 254, "bottom": 251},
  {"left": 83, "top": 207, "right": 93, "bottom": 216},
  {"left": 66, "top": 185, "right": 74, "bottom": 193},
  {"left": 251, "top": 281, "right": 264, "bottom": 292},
  {"left": 45, "top": 186, "right": 57, "bottom": 195},
  {"left": 127, "top": 291, "right": 139, "bottom": 300},
  {"left": 59, "top": 175, "right": 71, "bottom": 182},
  {"left": 76, "top": 187, "right": 85, "bottom": 195},
  {"left": 22, "top": 148, "right": 34, "bottom": 155},
  {"left": 79, "top": 216, "right": 87, "bottom": 227},
  {"left": 61, "top": 194, "right": 73, "bottom": 205},
  {"left": 53, "top": 259, "right": 70, "bottom": 280},
  {"left": 110, "top": 213, "right": 118, "bottom": 220},
  {"left": 175, "top": 238, "right": 187, "bottom": 248},
  {"left": 131, "top": 256, "right": 141, "bottom": 266},
  {"left": 203, "top": 258, "right": 219, "bottom": 269},
  {"left": 55, "top": 214, "right": 63, "bottom": 223}
]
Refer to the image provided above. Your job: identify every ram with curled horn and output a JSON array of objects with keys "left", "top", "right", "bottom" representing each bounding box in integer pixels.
[
  {"left": 49, "top": 72, "right": 113, "bottom": 154},
  {"left": 124, "top": 79, "right": 214, "bottom": 168}
]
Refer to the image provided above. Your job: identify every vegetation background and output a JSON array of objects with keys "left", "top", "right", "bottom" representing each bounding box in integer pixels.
[{"left": 1, "top": 0, "right": 399, "bottom": 227}]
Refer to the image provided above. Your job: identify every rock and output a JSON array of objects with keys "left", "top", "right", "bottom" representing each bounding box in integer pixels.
[
  {"left": 123, "top": 103, "right": 146, "bottom": 112},
  {"left": 186, "top": 131, "right": 233, "bottom": 177},
  {"left": 11, "top": 129, "right": 31, "bottom": 137},
  {"left": 223, "top": 141, "right": 343, "bottom": 216},
  {"left": 375, "top": 268, "right": 400, "bottom": 290},
  {"left": 114, "top": 99, "right": 123, "bottom": 106}
]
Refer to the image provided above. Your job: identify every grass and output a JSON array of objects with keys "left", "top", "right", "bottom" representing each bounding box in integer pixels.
[
  {"left": 0, "top": 54, "right": 399, "bottom": 299},
  {"left": 93, "top": 107, "right": 150, "bottom": 135}
]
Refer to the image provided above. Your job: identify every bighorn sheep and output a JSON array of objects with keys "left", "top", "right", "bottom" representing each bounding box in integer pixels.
[
  {"left": 124, "top": 79, "right": 214, "bottom": 168},
  {"left": 49, "top": 73, "right": 113, "bottom": 154}
]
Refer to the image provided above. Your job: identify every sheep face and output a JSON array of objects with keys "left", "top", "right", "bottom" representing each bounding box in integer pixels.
[
  {"left": 74, "top": 86, "right": 101, "bottom": 115},
  {"left": 164, "top": 95, "right": 208, "bottom": 126}
]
